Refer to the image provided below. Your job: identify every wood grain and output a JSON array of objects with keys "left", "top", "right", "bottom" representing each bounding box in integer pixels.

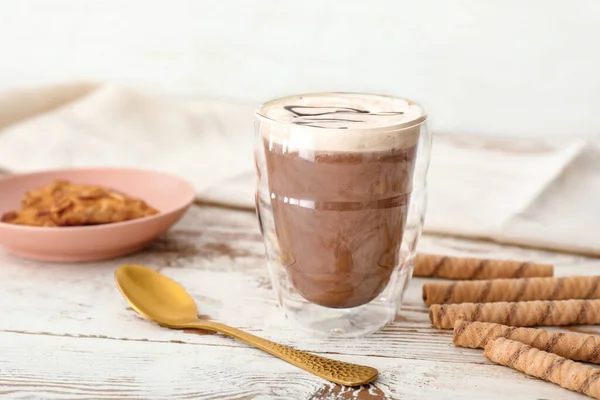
[
  {"left": 0, "top": 332, "right": 582, "bottom": 400},
  {"left": 1, "top": 204, "right": 599, "bottom": 399}
]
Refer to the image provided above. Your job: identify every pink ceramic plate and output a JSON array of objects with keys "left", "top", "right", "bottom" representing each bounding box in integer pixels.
[{"left": 0, "top": 168, "right": 195, "bottom": 262}]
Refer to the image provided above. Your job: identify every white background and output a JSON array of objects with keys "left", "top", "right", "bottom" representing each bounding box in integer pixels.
[{"left": 1, "top": 0, "right": 599, "bottom": 137}]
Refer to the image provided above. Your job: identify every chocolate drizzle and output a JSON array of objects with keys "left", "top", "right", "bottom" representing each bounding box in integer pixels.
[{"left": 283, "top": 105, "right": 404, "bottom": 129}]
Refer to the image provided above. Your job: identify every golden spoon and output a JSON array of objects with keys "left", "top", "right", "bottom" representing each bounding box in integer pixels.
[{"left": 114, "top": 264, "right": 378, "bottom": 386}]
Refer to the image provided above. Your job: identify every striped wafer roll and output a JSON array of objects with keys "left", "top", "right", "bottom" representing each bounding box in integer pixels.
[
  {"left": 453, "top": 321, "right": 600, "bottom": 364},
  {"left": 414, "top": 253, "right": 553, "bottom": 280},
  {"left": 423, "top": 276, "right": 600, "bottom": 306},
  {"left": 485, "top": 338, "right": 600, "bottom": 399},
  {"left": 429, "top": 299, "right": 600, "bottom": 329}
]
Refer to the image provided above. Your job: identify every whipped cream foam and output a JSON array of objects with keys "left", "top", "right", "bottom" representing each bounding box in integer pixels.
[{"left": 256, "top": 92, "right": 426, "bottom": 152}]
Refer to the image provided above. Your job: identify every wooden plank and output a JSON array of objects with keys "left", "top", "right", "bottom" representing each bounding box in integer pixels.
[
  {"left": 1, "top": 205, "right": 599, "bottom": 399},
  {"left": 0, "top": 332, "right": 586, "bottom": 400}
]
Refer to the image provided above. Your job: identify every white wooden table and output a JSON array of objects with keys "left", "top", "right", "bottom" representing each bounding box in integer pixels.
[{"left": 1, "top": 203, "right": 599, "bottom": 399}]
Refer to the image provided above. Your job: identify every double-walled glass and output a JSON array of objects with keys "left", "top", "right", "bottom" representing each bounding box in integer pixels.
[{"left": 254, "top": 93, "right": 431, "bottom": 337}]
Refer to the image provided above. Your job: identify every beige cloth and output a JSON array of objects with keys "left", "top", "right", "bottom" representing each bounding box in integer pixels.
[
  {"left": 426, "top": 138, "right": 600, "bottom": 255},
  {"left": 0, "top": 83, "right": 598, "bottom": 255}
]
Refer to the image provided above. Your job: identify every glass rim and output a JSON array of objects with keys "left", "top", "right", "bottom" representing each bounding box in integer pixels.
[{"left": 255, "top": 91, "right": 428, "bottom": 134}]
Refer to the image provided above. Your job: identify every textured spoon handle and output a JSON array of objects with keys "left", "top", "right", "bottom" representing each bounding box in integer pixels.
[{"left": 191, "top": 321, "right": 378, "bottom": 386}]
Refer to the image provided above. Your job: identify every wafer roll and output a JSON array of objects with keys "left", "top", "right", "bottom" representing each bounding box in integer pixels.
[
  {"left": 423, "top": 276, "right": 600, "bottom": 306},
  {"left": 485, "top": 338, "right": 600, "bottom": 400},
  {"left": 454, "top": 321, "right": 600, "bottom": 364},
  {"left": 414, "top": 253, "right": 553, "bottom": 280},
  {"left": 430, "top": 299, "right": 600, "bottom": 329}
]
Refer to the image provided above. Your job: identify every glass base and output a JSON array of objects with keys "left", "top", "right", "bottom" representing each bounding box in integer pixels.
[{"left": 274, "top": 266, "right": 411, "bottom": 338}]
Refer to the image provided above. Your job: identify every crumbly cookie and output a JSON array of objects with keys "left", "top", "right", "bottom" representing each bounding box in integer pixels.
[
  {"left": 2, "top": 180, "right": 159, "bottom": 227},
  {"left": 1, "top": 207, "right": 58, "bottom": 227}
]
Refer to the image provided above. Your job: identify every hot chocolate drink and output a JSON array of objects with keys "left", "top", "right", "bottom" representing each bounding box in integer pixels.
[{"left": 257, "top": 93, "right": 425, "bottom": 309}]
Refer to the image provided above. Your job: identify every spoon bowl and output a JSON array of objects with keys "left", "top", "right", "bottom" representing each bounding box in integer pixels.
[
  {"left": 115, "top": 264, "right": 379, "bottom": 386},
  {"left": 115, "top": 264, "right": 199, "bottom": 326}
]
